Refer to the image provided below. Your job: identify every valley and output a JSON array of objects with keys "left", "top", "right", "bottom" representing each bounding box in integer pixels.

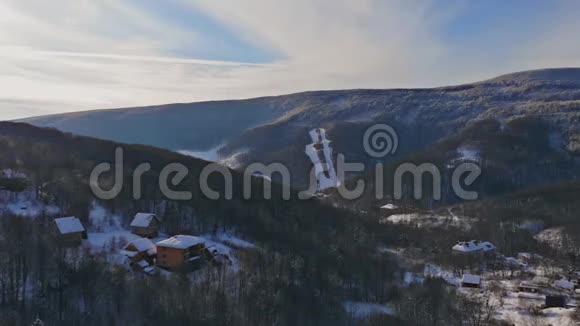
[{"left": 2, "top": 68, "right": 580, "bottom": 325}]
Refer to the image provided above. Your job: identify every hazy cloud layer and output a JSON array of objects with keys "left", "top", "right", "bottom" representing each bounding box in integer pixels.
[{"left": 1, "top": 0, "right": 579, "bottom": 120}]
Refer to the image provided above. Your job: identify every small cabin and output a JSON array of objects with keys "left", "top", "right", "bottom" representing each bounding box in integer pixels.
[
  {"left": 518, "top": 281, "right": 540, "bottom": 293},
  {"left": 54, "top": 217, "right": 87, "bottom": 245},
  {"left": 545, "top": 295, "right": 567, "bottom": 308},
  {"left": 121, "top": 238, "right": 157, "bottom": 266},
  {"left": 461, "top": 274, "right": 481, "bottom": 288},
  {"left": 130, "top": 213, "right": 160, "bottom": 238},
  {"left": 155, "top": 235, "right": 206, "bottom": 270}
]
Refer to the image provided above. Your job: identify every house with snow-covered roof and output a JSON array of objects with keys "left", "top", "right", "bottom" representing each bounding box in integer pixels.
[
  {"left": 461, "top": 274, "right": 481, "bottom": 288},
  {"left": 130, "top": 213, "right": 160, "bottom": 238},
  {"left": 121, "top": 238, "right": 157, "bottom": 265},
  {"left": 155, "top": 235, "right": 207, "bottom": 269},
  {"left": 53, "top": 217, "right": 86, "bottom": 245},
  {"left": 452, "top": 240, "right": 496, "bottom": 254}
]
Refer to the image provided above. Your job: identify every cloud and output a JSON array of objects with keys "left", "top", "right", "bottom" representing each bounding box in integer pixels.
[{"left": 1, "top": 0, "right": 580, "bottom": 120}]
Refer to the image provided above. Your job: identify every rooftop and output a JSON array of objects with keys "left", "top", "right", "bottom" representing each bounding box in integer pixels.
[
  {"left": 156, "top": 235, "right": 204, "bottom": 249},
  {"left": 123, "top": 238, "right": 156, "bottom": 255},
  {"left": 54, "top": 217, "right": 85, "bottom": 234},
  {"left": 130, "top": 213, "right": 158, "bottom": 227},
  {"left": 461, "top": 274, "right": 481, "bottom": 285},
  {"left": 452, "top": 240, "right": 495, "bottom": 253}
]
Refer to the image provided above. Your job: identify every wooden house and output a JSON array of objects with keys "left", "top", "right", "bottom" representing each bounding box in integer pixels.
[
  {"left": 461, "top": 274, "right": 481, "bottom": 288},
  {"left": 155, "top": 235, "right": 206, "bottom": 270},
  {"left": 121, "top": 238, "right": 157, "bottom": 265},
  {"left": 54, "top": 217, "right": 86, "bottom": 245},
  {"left": 130, "top": 213, "right": 160, "bottom": 238}
]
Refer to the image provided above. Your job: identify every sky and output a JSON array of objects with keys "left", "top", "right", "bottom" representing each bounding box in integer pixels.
[{"left": 1, "top": 0, "right": 580, "bottom": 120}]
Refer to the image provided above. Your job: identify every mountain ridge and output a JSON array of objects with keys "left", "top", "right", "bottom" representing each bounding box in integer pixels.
[{"left": 18, "top": 68, "right": 580, "bottom": 190}]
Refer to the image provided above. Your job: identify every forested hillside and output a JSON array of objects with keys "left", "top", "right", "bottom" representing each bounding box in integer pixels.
[
  {"left": 20, "top": 68, "right": 580, "bottom": 190},
  {"left": 1, "top": 121, "right": 579, "bottom": 324},
  {"left": 0, "top": 122, "right": 409, "bottom": 325}
]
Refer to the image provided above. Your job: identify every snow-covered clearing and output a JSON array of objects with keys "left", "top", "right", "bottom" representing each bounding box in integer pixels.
[
  {"left": 0, "top": 191, "right": 60, "bottom": 217},
  {"left": 423, "top": 264, "right": 461, "bottom": 286},
  {"left": 213, "top": 232, "right": 257, "bottom": 249},
  {"left": 342, "top": 301, "right": 396, "bottom": 318},
  {"left": 380, "top": 211, "right": 474, "bottom": 230},
  {"left": 534, "top": 227, "right": 567, "bottom": 249},
  {"left": 456, "top": 146, "right": 481, "bottom": 162}
]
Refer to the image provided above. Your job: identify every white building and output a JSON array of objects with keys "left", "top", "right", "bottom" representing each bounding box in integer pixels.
[
  {"left": 452, "top": 240, "right": 496, "bottom": 253},
  {"left": 304, "top": 128, "right": 340, "bottom": 191}
]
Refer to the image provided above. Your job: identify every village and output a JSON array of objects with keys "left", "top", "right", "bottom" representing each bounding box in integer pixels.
[
  {"left": 52, "top": 211, "right": 240, "bottom": 276},
  {"left": 379, "top": 203, "right": 580, "bottom": 324}
]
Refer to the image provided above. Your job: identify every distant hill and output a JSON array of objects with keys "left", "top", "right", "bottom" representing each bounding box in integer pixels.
[{"left": 20, "top": 68, "right": 580, "bottom": 189}]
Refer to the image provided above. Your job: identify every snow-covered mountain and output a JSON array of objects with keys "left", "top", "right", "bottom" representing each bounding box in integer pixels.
[{"left": 18, "top": 68, "right": 580, "bottom": 190}]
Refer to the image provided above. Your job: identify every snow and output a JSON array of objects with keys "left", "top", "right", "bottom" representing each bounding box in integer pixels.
[
  {"left": 156, "top": 235, "right": 205, "bottom": 249},
  {"left": 532, "top": 276, "right": 550, "bottom": 286},
  {"left": 54, "top": 217, "right": 85, "bottom": 234},
  {"left": 534, "top": 227, "right": 567, "bottom": 250},
  {"left": 85, "top": 204, "right": 251, "bottom": 275},
  {"left": 130, "top": 213, "right": 157, "bottom": 227},
  {"left": 214, "top": 233, "right": 257, "bottom": 249},
  {"left": 553, "top": 280, "right": 575, "bottom": 290},
  {"left": 220, "top": 149, "right": 248, "bottom": 169},
  {"left": 201, "top": 233, "right": 259, "bottom": 273},
  {"left": 86, "top": 230, "right": 141, "bottom": 252},
  {"left": 1, "top": 192, "right": 60, "bottom": 217},
  {"left": 493, "top": 290, "right": 577, "bottom": 325},
  {"left": 252, "top": 172, "right": 272, "bottom": 182},
  {"left": 88, "top": 203, "right": 122, "bottom": 230},
  {"left": 461, "top": 274, "right": 481, "bottom": 286},
  {"left": 456, "top": 146, "right": 480, "bottom": 162},
  {"left": 423, "top": 264, "right": 461, "bottom": 286},
  {"left": 137, "top": 260, "right": 150, "bottom": 268},
  {"left": 380, "top": 211, "right": 475, "bottom": 230},
  {"left": 452, "top": 240, "right": 496, "bottom": 253},
  {"left": 403, "top": 272, "right": 425, "bottom": 286},
  {"left": 123, "top": 238, "right": 156, "bottom": 255},
  {"left": 342, "top": 301, "right": 395, "bottom": 318},
  {"left": 119, "top": 250, "right": 138, "bottom": 258},
  {"left": 143, "top": 266, "right": 157, "bottom": 275},
  {"left": 179, "top": 144, "right": 223, "bottom": 162},
  {"left": 305, "top": 128, "right": 340, "bottom": 191},
  {"left": 380, "top": 203, "right": 398, "bottom": 210},
  {"left": 0, "top": 169, "right": 26, "bottom": 178},
  {"left": 383, "top": 213, "right": 416, "bottom": 224}
]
